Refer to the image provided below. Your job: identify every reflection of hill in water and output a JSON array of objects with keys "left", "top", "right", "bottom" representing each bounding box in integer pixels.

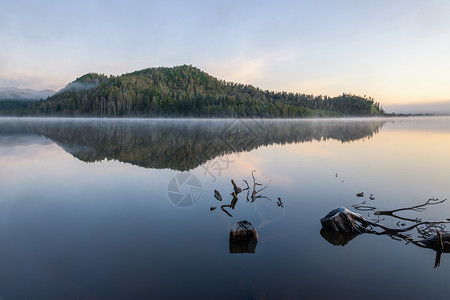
[{"left": 2, "top": 119, "right": 385, "bottom": 170}]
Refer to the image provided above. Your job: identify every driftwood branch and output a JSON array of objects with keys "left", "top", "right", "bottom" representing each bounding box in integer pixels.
[
  {"left": 250, "top": 170, "right": 272, "bottom": 202},
  {"left": 321, "top": 203, "right": 450, "bottom": 267},
  {"left": 211, "top": 171, "right": 279, "bottom": 217},
  {"left": 277, "top": 197, "right": 284, "bottom": 208},
  {"left": 375, "top": 198, "right": 446, "bottom": 216},
  {"left": 369, "top": 220, "right": 450, "bottom": 234},
  {"left": 242, "top": 180, "right": 250, "bottom": 191},
  {"left": 221, "top": 205, "right": 233, "bottom": 217},
  {"left": 256, "top": 180, "right": 272, "bottom": 194},
  {"left": 219, "top": 191, "right": 239, "bottom": 217}
]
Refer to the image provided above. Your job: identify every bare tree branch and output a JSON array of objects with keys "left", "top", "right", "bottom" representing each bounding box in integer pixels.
[{"left": 375, "top": 198, "right": 446, "bottom": 216}]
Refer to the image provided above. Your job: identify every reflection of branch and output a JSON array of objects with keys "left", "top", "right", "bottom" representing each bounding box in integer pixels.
[
  {"left": 256, "top": 180, "right": 272, "bottom": 194},
  {"left": 386, "top": 229, "right": 448, "bottom": 268},
  {"left": 242, "top": 180, "right": 250, "bottom": 202},
  {"left": 220, "top": 192, "right": 239, "bottom": 217},
  {"left": 231, "top": 179, "right": 242, "bottom": 194},
  {"left": 277, "top": 197, "right": 284, "bottom": 208},
  {"left": 364, "top": 218, "right": 450, "bottom": 234},
  {"left": 213, "top": 171, "right": 278, "bottom": 218},
  {"left": 221, "top": 205, "right": 233, "bottom": 217},
  {"left": 372, "top": 198, "right": 446, "bottom": 224},
  {"left": 230, "top": 192, "right": 238, "bottom": 209},
  {"left": 254, "top": 200, "right": 287, "bottom": 231},
  {"left": 417, "top": 223, "right": 447, "bottom": 239},
  {"left": 251, "top": 170, "right": 272, "bottom": 202},
  {"left": 352, "top": 201, "right": 377, "bottom": 211},
  {"left": 242, "top": 180, "right": 250, "bottom": 191},
  {"left": 375, "top": 198, "right": 446, "bottom": 216},
  {"left": 253, "top": 195, "right": 272, "bottom": 201},
  {"left": 435, "top": 251, "right": 442, "bottom": 268}
]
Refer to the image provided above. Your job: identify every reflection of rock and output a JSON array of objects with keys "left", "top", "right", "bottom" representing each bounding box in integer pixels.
[
  {"left": 229, "top": 238, "right": 258, "bottom": 254},
  {"left": 229, "top": 220, "right": 258, "bottom": 254},
  {"left": 320, "top": 228, "right": 359, "bottom": 246}
]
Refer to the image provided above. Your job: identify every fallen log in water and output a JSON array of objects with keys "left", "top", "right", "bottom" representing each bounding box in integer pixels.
[
  {"left": 321, "top": 206, "right": 450, "bottom": 267},
  {"left": 321, "top": 207, "right": 450, "bottom": 235}
]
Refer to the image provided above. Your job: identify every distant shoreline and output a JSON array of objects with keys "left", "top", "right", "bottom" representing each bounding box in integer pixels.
[{"left": 0, "top": 115, "right": 446, "bottom": 121}]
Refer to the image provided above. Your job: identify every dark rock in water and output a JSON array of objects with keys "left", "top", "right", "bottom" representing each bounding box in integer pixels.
[
  {"left": 230, "top": 220, "right": 258, "bottom": 241},
  {"left": 320, "top": 207, "right": 364, "bottom": 233},
  {"left": 320, "top": 228, "right": 359, "bottom": 246}
]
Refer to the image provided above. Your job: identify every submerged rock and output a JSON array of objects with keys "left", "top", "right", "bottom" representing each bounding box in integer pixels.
[{"left": 320, "top": 228, "right": 359, "bottom": 246}]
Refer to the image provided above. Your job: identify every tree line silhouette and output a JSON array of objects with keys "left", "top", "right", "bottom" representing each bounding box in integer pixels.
[{"left": 21, "top": 65, "right": 384, "bottom": 117}]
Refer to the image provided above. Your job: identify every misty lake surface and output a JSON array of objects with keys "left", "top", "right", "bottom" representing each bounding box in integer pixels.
[{"left": 1, "top": 116, "right": 450, "bottom": 299}]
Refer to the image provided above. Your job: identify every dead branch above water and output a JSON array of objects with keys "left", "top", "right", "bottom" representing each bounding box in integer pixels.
[{"left": 375, "top": 198, "right": 446, "bottom": 217}]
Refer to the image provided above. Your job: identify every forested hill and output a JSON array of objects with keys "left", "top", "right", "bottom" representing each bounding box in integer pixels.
[{"left": 30, "top": 65, "right": 384, "bottom": 117}]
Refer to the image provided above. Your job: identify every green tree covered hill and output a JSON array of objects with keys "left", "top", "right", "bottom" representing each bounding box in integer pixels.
[{"left": 29, "top": 65, "right": 384, "bottom": 117}]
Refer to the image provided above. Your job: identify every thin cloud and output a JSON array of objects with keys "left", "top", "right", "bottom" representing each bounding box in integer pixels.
[
  {"left": 203, "top": 51, "right": 296, "bottom": 85},
  {"left": 286, "top": 78, "right": 338, "bottom": 96}
]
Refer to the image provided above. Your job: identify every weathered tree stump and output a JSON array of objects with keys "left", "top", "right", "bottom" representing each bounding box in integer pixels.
[
  {"left": 320, "top": 207, "right": 365, "bottom": 233},
  {"left": 229, "top": 220, "right": 258, "bottom": 253},
  {"left": 230, "top": 220, "right": 258, "bottom": 240}
]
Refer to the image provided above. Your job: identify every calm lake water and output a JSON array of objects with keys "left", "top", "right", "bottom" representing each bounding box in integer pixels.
[{"left": 1, "top": 116, "right": 450, "bottom": 299}]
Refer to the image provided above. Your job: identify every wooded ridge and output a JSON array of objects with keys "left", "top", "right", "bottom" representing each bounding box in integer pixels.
[{"left": 4, "top": 65, "right": 385, "bottom": 117}]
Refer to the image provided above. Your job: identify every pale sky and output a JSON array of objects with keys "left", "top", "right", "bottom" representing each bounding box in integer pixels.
[{"left": 1, "top": 0, "right": 450, "bottom": 105}]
